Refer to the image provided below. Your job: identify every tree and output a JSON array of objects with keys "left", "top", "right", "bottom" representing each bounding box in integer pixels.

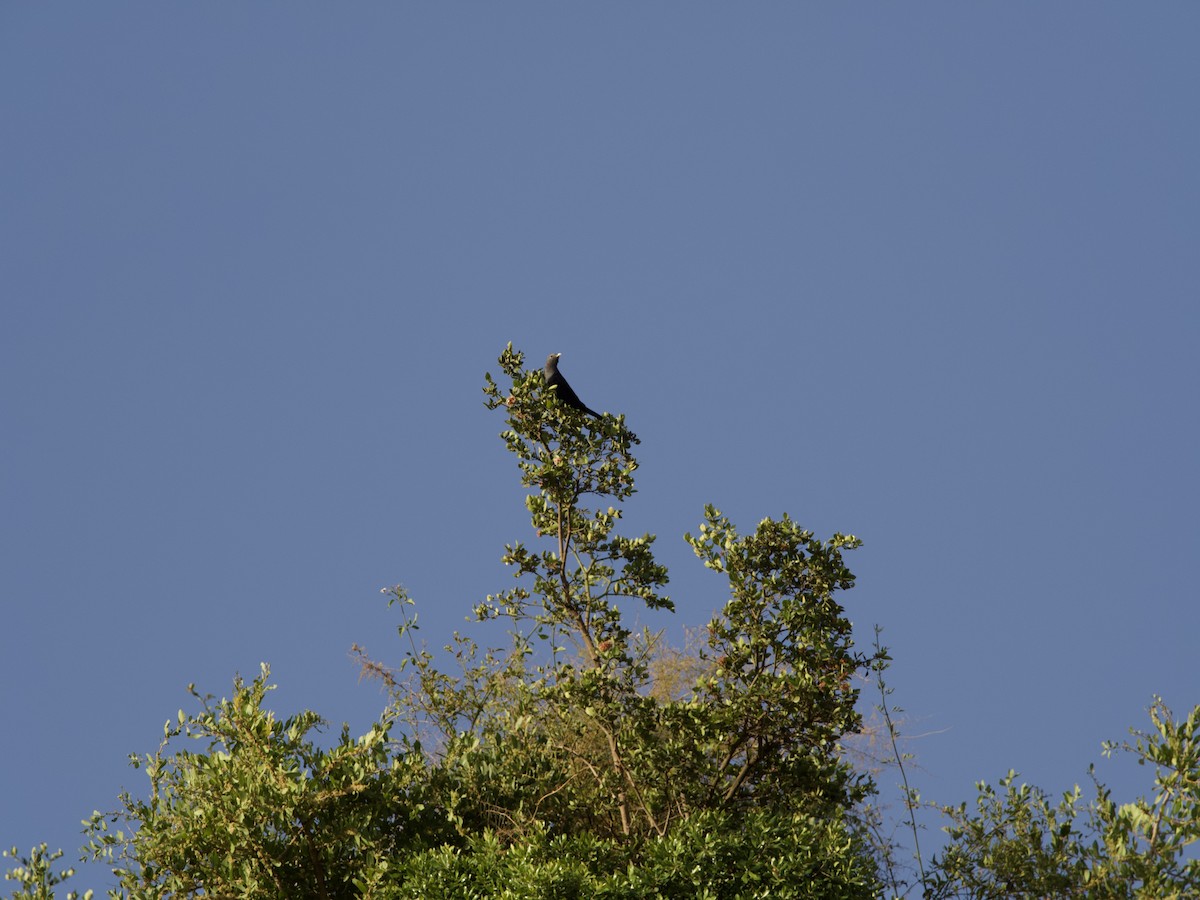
[
  {"left": 923, "top": 697, "right": 1200, "bottom": 899},
  {"left": 13, "top": 344, "right": 886, "bottom": 898},
  {"left": 2, "top": 845, "right": 88, "bottom": 900},
  {"left": 356, "top": 342, "right": 882, "bottom": 896},
  {"left": 10, "top": 344, "right": 1200, "bottom": 898},
  {"left": 16, "top": 343, "right": 1200, "bottom": 897},
  {"left": 82, "top": 665, "right": 429, "bottom": 900}
]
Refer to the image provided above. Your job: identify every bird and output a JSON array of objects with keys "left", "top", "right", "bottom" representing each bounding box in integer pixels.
[{"left": 544, "top": 353, "right": 601, "bottom": 418}]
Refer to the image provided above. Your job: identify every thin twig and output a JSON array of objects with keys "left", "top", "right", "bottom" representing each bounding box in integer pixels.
[{"left": 873, "top": 625, "right": 926, "bottom": 891}]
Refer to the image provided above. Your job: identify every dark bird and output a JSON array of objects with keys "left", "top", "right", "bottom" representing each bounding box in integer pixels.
[{"left": 544, "top": 353, "right": 601, "bottom": 418}]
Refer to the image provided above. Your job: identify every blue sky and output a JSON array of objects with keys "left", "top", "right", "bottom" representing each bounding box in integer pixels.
[{"left": 3, "top": 3, "right": 1198, "bottom": 890}]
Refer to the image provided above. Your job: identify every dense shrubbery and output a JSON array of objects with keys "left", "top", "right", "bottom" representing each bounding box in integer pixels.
[{"left": 7, "top": 346, "right": 1198, "bottom": 899}]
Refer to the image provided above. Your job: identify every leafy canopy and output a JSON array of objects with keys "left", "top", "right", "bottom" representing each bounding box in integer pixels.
[{"left": 11, "top": 345, "right": 1197, "bottom": 899}]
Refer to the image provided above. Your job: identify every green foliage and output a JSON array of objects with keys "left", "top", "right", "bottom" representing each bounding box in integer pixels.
[
  {"left": 684, "top": 507, "right": 872, "bottom": 815},
  {"left": 81, "top": 664, "right": 428, "bottom": 900},
  {"left": 611, "top": 809, "right": 879, "bottom": 900},
  {"left": 16, "top": 343, "right": 1200, "bottom": 900},
  {"left": 925, "top": 772, "right": 1093, "bottom": 898},
  {"left": 2, "top": 845, "right": 90, "bottom": 900},
  {"left": 387, "top": 810, "right": 878, "bottom": 900},
  {"left": 0, "top": 343, "right": 873, "bottom": 899},
  {"left": 388, "top": 828, "right": 600, "bottom": 900},
  {"left": 361, "top": 342, "right": 883, "bottom": 893},
  {"left": 408, "top": 343, "right": 879, "bottom": 844},
  {"left": 17, "top": 342, "right": 1104, "bottom": 899},
  {"left": 925, "top": 697, "right": 1200, "bottom": 899},
  {"left": 13, "top": 342, "right": 1199, "bottom": 899},
  {"left": 9, "top": 344, "right": 886, "bottom": 897}
]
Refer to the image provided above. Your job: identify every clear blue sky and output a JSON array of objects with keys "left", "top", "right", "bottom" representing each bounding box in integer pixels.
[{"left": 3, "top": 3, "right": 1197, "bottom": 890}]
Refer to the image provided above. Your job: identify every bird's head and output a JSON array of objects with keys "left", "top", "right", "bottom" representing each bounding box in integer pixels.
[{"left": 545, "top": 353, "right": 562, "bottom": 376}]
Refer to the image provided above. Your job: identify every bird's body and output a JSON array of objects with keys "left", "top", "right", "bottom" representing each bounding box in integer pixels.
[{"left": 544, "top": 353, "right": 601, "bottom": 418}]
